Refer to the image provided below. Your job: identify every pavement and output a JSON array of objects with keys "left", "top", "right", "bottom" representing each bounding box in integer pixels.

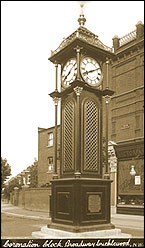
[
  {"left": 1, "top": 202, "right": 50, "bottom": 220},
  {"left": 1, "top": 202, "right": 144, "bottom": 230}
]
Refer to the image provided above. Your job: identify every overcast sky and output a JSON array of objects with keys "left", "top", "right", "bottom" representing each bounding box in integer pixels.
[{"left": 1, "top": 1, "right": 144, "bottom": 178}]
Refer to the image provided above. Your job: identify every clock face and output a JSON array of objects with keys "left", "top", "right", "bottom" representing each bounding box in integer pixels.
[
  {"left": 80, "top": 57, "right": 102, "bottom": 86},
  {"left": 62, "top": 58, "right": 77, "bottom": 87}
]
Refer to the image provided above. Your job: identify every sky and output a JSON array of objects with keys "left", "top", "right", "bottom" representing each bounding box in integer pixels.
[{"left": 1, "top": 1, "right": 144, "bottom": 178}]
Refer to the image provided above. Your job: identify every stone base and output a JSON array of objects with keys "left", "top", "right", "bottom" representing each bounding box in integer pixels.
[
  {"left": 32, "top": 225, "right": 132, "bottom": 238},
  {"left": 111, "top": 206, "right": 117, "bottom": 214},
  {"left": 48, "top": 222, "right": 115, "bottom": 233}
]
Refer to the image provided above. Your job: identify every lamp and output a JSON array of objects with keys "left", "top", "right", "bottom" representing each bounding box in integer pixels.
[{"left": 130, "top": 165, "right": 136, "bottom": 176}]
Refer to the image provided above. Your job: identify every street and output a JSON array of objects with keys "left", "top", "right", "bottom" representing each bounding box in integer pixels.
[{"left": 1, "top": 213, "right": 144, "bottom": 239}]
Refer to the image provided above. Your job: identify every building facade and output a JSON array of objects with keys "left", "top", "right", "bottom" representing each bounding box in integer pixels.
[
  {"left": 110, "top": 21, "right": 144, "bottom": 215},
  {"left": 38, "top": 126, "right": 60, "bottom": 187},
  {"left": 38, "top": 22, "right": 144, "bottom": 215}
]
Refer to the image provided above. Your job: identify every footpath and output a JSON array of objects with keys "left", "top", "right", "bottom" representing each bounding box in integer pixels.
[
  {"left": 1, "top": 202, "right": 50, "bottom": 220},
  {"left": 1, "top": 202, "right": 144, "bottom": 230}
]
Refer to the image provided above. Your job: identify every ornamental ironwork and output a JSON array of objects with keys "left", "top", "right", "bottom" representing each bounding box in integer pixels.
[
  {"left": 63, "top": 100, "right": 75, "bottom": 171},
  {"left": 84, "top": 99, "right": 99, "bottom": 171},
  {"left": 51, "top": 26, "right": 113, "bottom": 56}
]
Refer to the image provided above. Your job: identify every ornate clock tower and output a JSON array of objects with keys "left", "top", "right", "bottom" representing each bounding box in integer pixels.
[{"left": 48, "top": 7, "right": 115, "bottom": 232}]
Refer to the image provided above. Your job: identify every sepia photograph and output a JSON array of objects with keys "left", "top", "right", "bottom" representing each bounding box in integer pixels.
[{"left": 1, "top": 1, "right": 144, "bottom": 246}]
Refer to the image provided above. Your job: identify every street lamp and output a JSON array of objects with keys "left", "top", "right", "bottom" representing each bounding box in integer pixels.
[
  {"left": 130, "top": 154, "right": 139, "bottom": 177},
  {"left": 130, "top": 165, "right": 136, "bottom": 176}
]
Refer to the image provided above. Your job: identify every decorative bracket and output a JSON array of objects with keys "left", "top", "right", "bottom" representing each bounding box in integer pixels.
[
  {"left": 104, "top": 95, "right": 111, "bottom": 104},
  {"left": 74, "top": 45, "right": 83, "bottom": 53},
  {"left": 53, "top": 97, "right": 59, "bottom": 106},
  {"left": 103, "top": 88, "right": 115, "bottom": 103},
  {"left": 73, "top": 86, "right": 83, "bottom": 96},
  {"left": 49, "top": 90, "right": 60, "bottom": 99}
]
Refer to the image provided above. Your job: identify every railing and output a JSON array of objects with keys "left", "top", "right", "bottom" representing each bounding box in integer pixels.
[{"left": 119, "top": 30, "right": 136, "bottom": 47}]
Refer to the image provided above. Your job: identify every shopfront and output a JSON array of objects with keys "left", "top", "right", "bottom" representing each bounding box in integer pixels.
[{"left": 115, "top": 138, "right": 144, "bottom": 215}]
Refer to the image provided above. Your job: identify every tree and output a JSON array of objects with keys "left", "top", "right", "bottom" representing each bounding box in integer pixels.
[
  {"left": 1, "top": 157, "right": 11, "bottom": 189},
  {"left": 29, "top": 160, "right": 38, "bottom": 188},
  {"left": 3, "top": 177, "right": 21, "bottom": 200}
]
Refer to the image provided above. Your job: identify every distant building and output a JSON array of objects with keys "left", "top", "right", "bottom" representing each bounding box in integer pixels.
[
  {"left": 5, "top": 162, "right": 37, "bottom": 188},
  {"left": 38, "top": 126, "right": 60, "bottom": 187}
]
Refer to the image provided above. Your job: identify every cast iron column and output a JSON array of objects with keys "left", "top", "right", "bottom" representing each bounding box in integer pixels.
[
  {"left": 53, "top": 63, "right": 59, "bottom": 179},
  {"left": 74, "top": 86, "right": 83, "bottom": 178},
  {"left": 74, "top": 45, "right": 82, "bottom": 80},
  {"left": 104, "top": 59, "right": 110, "bottom": 179},
  {"left": 55, "top": 63, "right": 58, "bottom": 91}
]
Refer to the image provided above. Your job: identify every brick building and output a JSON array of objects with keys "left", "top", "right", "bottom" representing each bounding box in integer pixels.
[
  {"left": 111, "top": 21, "right": 144, "bottom": 215},
  {"left": 38, "top": 22, "right": 144, "bottom": 215},
  {"left": 38, "top": 126, "right": 60, "bottom": 187}
]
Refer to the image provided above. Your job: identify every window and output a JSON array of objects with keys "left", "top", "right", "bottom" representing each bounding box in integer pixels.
[
  {"left": 23, "top": 177, "right": 26, "bottom": 185},
  {"left": 48, "top": 132, "right": 53, "bottom": 147},
  {"left": 48, "top": 157, "right": 53, "bottom": 172},
  {"left": 27, "top": 174, "right": 31, "bottom": 185}
]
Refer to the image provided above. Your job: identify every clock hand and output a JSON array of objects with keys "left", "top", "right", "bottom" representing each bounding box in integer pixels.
[
  {"left": 64, "top": 64, "right": 76, "bottom": 82},
  {"left": 83, "top": 68, "right": 100, "bottom": 75},
  {"left": 88, "top": 68, "right": 100, "bottom": 73}
]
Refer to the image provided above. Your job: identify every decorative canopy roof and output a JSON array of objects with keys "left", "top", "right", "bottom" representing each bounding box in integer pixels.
[
  {"left": 49, "top": 4, "right": 115, "bottom": 64},
  {"left": 50, "top": 26, "right": 113, "bottom": 59}
]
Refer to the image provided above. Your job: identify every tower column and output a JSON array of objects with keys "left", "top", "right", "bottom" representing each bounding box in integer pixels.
[
  {"left": 53, "top": 97, "right": 59, "bottom": 179},
  {"left": 55, "top": 63, "right": 58, "bottom": 91},
  {"left": 74, "top": 46, "right": 82, "bottom": 80},
  {"left": 74, "top": 86, "right": 83, "bottom": 178},
  {"left": 53, "top": 62, "right": 59, "bottom": 179},
  {"left": 104, "top": 59, "right": 111, "bottom": 179}
]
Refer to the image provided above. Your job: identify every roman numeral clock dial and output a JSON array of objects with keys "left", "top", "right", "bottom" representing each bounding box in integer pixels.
[
  {"left": 80, "top": 57, "right": 103, "bottom": 86},
  {"left": 62, "top": 58, "right": 77, "bottom": 88}
]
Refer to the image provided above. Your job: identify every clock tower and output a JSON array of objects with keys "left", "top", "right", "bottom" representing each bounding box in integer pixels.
[{"left": 48, "top": 7, "right": 115, "bottom": 232}]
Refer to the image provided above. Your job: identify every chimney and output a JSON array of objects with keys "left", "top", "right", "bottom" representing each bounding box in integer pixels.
[
  {"left": 136, "top": 21, "right": 144, "bottom": 39},
  {"left": 112, "top": 35, "right": 120, "bottom": 52}
]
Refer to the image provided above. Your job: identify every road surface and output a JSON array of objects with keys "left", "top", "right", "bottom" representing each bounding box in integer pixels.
[{"left": 1, "top": 213, "right": 144, "bottom": 239}]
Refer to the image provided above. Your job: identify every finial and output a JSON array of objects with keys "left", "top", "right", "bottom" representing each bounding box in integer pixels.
[{"left": 78, "top": 3, "right": 86, "bottom": 26}]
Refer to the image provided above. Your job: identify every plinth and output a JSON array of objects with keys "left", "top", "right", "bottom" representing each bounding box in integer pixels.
[
  {"left": 32, "top": 226, "right": 131, "bottom": 238},
  {"left": 48, "top": 178, "right": 115, "bottom": 232}
]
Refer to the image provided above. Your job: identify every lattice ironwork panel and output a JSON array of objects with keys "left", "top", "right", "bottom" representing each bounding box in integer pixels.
[
  {"left": 84, "top": 100, "right": 99, "bottom": 171},
  {"left": 63, "top": 100, "right": 74, "bottom": 171}
]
